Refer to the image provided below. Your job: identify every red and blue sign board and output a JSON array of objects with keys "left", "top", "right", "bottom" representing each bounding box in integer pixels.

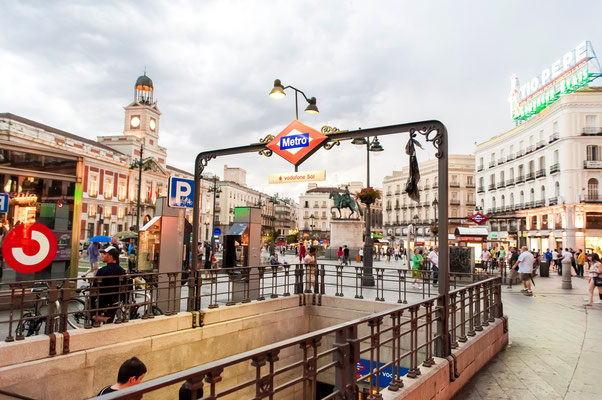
[
  {"left": 470, "top": 212, "right": 489, "bottom": 225},
  {"left": 356, "top": 358, "right": 409, "bottom": 388},
  {"left": 266, "top": 120, "right": 327, "bottom": 166},
  {"left": 1, "top": 223, "right": 58, "bottom": 273}
]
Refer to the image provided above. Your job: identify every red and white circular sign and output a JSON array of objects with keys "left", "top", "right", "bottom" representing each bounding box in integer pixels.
[{"left": 2, "top": 223, "right": 58, "bottom": 273}]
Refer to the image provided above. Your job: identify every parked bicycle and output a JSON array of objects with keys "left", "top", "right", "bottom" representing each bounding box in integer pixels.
[{"left": 15, "top": 282, "right": 86, "bottom": 337}]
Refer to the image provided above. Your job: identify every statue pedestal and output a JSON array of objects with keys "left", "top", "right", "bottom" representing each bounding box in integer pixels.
[{"left": 329, "top": 219, "right": 364, "bottom": 251}]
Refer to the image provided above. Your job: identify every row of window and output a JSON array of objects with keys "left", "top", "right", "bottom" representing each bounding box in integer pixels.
[
  {"left": 86, "top": 204, "right": 126, "bottom": 219},
  {"left": 88, "top": 174, "right": 163, "bottom": 202},
  {"left": 384, "top": 175, "right": 474, "bottom": 194}
]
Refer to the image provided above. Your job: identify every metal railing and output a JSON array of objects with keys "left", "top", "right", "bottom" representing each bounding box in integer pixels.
[
  {"left": 550, "top": 163, "right": 560, "bottom": 174},
  {"left": 89, "top": 276, "right": 502, "bottom": 400}
]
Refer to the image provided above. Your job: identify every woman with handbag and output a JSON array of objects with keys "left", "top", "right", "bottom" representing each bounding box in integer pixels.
[{"left": 584, "top": 253, "right": 602, "bottom": 306}]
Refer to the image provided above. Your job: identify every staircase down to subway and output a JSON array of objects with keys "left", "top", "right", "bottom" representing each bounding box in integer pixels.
[{"left": 0, "top": 271, "right": 506, "bottom": 400}]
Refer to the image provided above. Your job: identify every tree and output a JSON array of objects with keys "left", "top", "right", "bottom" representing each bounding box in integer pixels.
[{"left": 287, "top": 232, "right": 299, "bottom": 244}]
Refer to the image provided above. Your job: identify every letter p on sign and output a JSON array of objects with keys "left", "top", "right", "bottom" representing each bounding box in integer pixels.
[{"left": 168, "top": 177, "right": 195, "bottom": 208}]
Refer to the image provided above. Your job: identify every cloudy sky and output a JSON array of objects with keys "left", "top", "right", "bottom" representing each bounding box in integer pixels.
[{"left": 1, "top": 0, "right": 601, "bottom": 200}]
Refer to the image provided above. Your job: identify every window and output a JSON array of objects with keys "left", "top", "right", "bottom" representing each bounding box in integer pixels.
[
  {"left": 555, "top": 181, "right": 560, "bottom": 197},
  {"left": 490, "top": 174, "right": 495, "bottom": 185},
  {"left": 304, "top": 211, "right": 309, "bottom": 218},
  {"left": 104, "top": 206, "right": 111, "bottom": 218},
  {"left": 322, "top": 201, "right": 327, "bottom": 208},
  {"left": 528, "top": 160, "right": 535, "bottom": 174},
  {"left": 452, "top": 208, "right": 458, "bottom": 217},
  {"left": 304, "top": 201, "right": 308, "bottom": 208},
  {"left": 553, "top": 121, "right": 559, "bottom": 134},
  {"left": 509, "top": 168, "right": 514, "bottom": 179},
  {"left": 118, "top": 180, "right": 126, "bottom": 201},
  {"left": 89, "top": 175, "right": 98, "bottom": 197},
  {"left": 466, "top": 176, "right": 473, "bottom": 185},
  {"left": 520, "top": 191, "right": 524, "bottom": 203},
  {"left": 88, "top": 204, "right": 96, "bottom": 217},
  {"left": 492, "top": 197, "right": 496, "bottom": 209},
  {"left": 585, "top": 115, "right": 597, "bottom": 128},
  {"left": 554, "top": 150, "right": 559, "bottom": 164},
  {"left": 451, "top": 175, "right": 458, "bottom": 185},
  {"left": 118, "top": 207, "right": 124, "bottom": 219},
  {"left": 530, "top": 188, "right": 535, "bottom": 202},
  {"left": 541, "top": 185, "right": 546, "bottom": 201},
  {"left": 532, "top": 216, "right": 538, "bottom": 230},
  {"left": 519, "top": 140, "right": 524, "bottom": 151},
  {"left": 587, "top": 145, "right": 600, "bottom": 161},
  {"left": 510, "top": 193, "right": 514, "bottom": 206},
  {"left": 499, "top": 171, "right": 505, "bottom": 182},
  {"left": 501, "top": 195, "right": 505, "bottom": 208},
  {"left": 588, "top": 178, "right": 599, "bottom": 200},
  {"left": 321, "top": 211, "right": 326, "bottom": 218},
  {"left": 104, "top": 176, "right": 113, "bottom": 199},
  {"left": 314, "top": 201, "right": 319, "bottom": 208},
  {"left": 529, "top": 135, "right": 534, "bottom": 147},
  {"left": 539, "top": 156, "right": 545, "bottom": 170}
]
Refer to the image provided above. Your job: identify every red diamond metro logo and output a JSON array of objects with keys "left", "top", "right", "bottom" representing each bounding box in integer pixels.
[{"left": 267, "top": 120, "right": 327, "bottom": 166}]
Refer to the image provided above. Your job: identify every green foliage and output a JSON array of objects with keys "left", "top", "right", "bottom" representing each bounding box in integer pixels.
[{"left": 287, "top": 232, "right": 299, "bottom": 244}]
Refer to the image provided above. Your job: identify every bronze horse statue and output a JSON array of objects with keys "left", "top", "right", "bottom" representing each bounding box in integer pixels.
[{"left": 330, "top": 190, "right": 363, "bottom": 219}]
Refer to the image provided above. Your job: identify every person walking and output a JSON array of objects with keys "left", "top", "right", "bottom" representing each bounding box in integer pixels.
[
  {"left": 428, "top": 246, "right": 439, "bottom": 287},
  {"left": 411, "top": 248, "right": 423, "bottom": 289},
  {"left": 337, "top": 247, "right": 344, "bottom": 265},
  {"left": 385, "top": 247, "right": 391, "bottom": 263},
  {"left": 394, "top": 247, "right": 399, "bottom": 261},
  {"left": 577, "top": 249, "right": 586, "bottom": 278},
  {"left": 562, "top": 248, "right": 574, "bottom": 275},
  {"left": 298, "top": 243, "right": 306, "bottom": 264},
  {"left": 98, "top": 357, "right": 147, "bottom": 395},
  {"left": 507, "top": 247, "right": 520, "bottom": 289},
  {"left": 83, "top": 241, "right": 100, "bottom": 277},
  {"left": 359, "top": 247, "right": 364, "bottom": 262},
  {"left": 481, "top": 248, "right": 491, "bottom": 271},
  {"left": 552, "top": 248, "right": 560, "bottom": 273},
  {"left": 343, "top": 245, "right": 350, "bottom": 266},
  {"left": 513, "top": 246, "right": 534, "bottom": 296},
  {"left": 584, "top": 253, "right": 602, "bottom": 306}
]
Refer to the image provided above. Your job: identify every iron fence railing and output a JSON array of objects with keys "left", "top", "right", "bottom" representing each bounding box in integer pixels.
[
  {"left": 1, "top": 264, "right": 496, "bottom": 347},
  {"left": 87, "top": 276, "right": 502, "bottom": 400}
]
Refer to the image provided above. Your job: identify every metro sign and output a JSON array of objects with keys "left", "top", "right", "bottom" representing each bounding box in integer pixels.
[
  {"left": 470, "top": 212, "right": 489, "bottom": 225},
  {"left": 266, "top": 120, "right": 327, "bottom": 166}
]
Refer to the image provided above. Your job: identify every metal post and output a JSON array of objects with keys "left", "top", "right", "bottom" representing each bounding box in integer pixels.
[
  {"left": 135, "top": 142, "right": 143, "bottom": 272},
  {"left": 362, "top": 139, "right": 375, "bottom": 286},
  {"left": 436, "top": 127, "right": 450, "bottom": 358},
  {"left": 210, "top": 176, "right": 218, "bottom": 251}
]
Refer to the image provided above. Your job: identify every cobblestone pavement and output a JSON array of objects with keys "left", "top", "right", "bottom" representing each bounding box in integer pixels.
[{"left": 454, "top": 273, "right": 602, "bottom": 400}]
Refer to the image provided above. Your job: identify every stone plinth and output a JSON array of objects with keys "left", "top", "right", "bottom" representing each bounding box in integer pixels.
[{"left": 329, "top": 219, "right": 363, "bottom": 250}]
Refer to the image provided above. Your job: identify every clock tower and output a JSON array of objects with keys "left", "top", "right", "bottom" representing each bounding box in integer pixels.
[{"left": 123, "top": 73, "right": 161, "bottom": 140}]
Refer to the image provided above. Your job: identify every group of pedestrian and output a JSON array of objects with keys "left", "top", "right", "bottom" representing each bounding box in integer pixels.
[
  {"left": 98, "top": 357, "right": 201, "bottom": 398},
  {"left": 408, "top": 246, "right": 439, "bottom": 289},
  {"left": 545, "top": 247, "right": 593, "bottom": 277},
  {"left": 336, "top": 245, "right": 350, "bottom": 265},
  {"left": 481, "top": 246, "right": 506, "bottom": 270}
]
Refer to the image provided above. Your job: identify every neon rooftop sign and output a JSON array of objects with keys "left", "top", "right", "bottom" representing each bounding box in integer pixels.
[{"left": 508, "top": 40, "right": 602, "bottom": 122}]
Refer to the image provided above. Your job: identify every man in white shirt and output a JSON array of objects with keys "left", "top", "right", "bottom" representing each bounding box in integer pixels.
[
  {"left": 428, "top": 247, "right": 439, "bottom": 287},
  {"left": 513, "top": 246, "right": 534, "bottom": 296},
  {"left": 482, "top": 249, "right": 491, "bottom": 269},
  {"left": 551, "top": 249, "right": 559, "bottom": 272}
]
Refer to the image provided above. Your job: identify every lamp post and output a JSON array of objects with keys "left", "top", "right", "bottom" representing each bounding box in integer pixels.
[
  {"left": 129, "top": 142, "right": 152, "bottom": 272},
  {"left": 269, "top": 79, "right": 319, "bottom": 120},
  {"left": 432, "top": 199, "right": 439, "bottom": 245},
  {"left": 309, "top": 214, "right": 315, "bottom": 245},
  {"left": 352, "top": 136, "right": 384, "bottom": 286},
  {"left": 208, "top": 176, "right": 222, "bottom": 251}
]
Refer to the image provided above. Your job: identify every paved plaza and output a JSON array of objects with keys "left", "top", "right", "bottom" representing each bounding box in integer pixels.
[{"left": 454, "top": 272, "right": 602, "bottom": 400}]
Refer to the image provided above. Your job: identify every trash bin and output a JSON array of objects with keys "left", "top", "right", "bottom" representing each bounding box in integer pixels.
[{"left": 540, "top": 261, "right": 550, "bottom": 277}]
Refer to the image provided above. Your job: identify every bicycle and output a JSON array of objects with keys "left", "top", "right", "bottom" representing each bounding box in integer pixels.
[{"left": 15, "top": 282, "right": 86, "bottom": 337}]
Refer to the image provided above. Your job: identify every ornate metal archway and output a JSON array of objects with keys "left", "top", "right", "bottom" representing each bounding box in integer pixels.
[{"left": 191, "top": 120, "right": 451, "bottom": 356}]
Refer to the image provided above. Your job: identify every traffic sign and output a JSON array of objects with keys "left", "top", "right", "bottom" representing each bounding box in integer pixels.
[
  {"left": 0, "top": 193, "right": 8, "bottom": 213},
  {"left": 168, "top": 177, "right": 194, "bottom": 208},
  {"left": 2, "top": 223, "right": 58, "bottom": 273},
  {"left": 266, "top": 120, "right": 327, "bottom": 166},
  {"left": 470, "top": 212, "right": 489, "bottom": 225}
]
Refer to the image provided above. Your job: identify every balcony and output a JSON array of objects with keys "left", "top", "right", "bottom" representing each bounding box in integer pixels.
[
  {"left": 394, "top": 190, "right": 401, "bottom": 195},
  {"left": 514, "top": 203, "right": 522, "bottom": 211},
  {"left": 507, "top": 153, "right": 515, "bottom": 161},
  {"left": 432, "top": 183, "right": 438, "bottom": 189},
  {"left": 466, "top": 182, "right": 475, "bottom": 188},
  {"left": 550, "top": 163, "right": 560, "bottom": 174},
  {"left": 516, "top": 175, "right": 525, "bottom": 184},
  {"left": 450, "top": 182, "right": 460, "bottom": 188},
  {"left": 386, "top": 192, "right": 393, "bottom": 197},
  {"left": 583, "top": 195, "right": 602, "bottom": 203},
  {"left": 385, "top": 206, "right": 392, "bottom": 211},
  {"left": 526, "top": 145, "right": 535, "bottom": 154},
  {"left": 477, "top": 186, "right": 485, "bottom": 193},
  {"left": 516, "top": 149, "right": 524, "bottom": 158},
  {"left": 489, "top": 161, "right": 496, "bottom": 168},
  {"left": 548, "top": 197, "right": 558, "bottom": 205},
  {"left": 450, "top": 200, "right": 461, "bottom": 205},
  {"left": 401, "top": 204, "right": 407, "bottom": 209},
  {"left": 524, "top": 201, "right": 534, "bottom": 209},
  {"left": 466, "top": 200, "right": 476, "bottom": 206},
  {"left": 477, "top": 165, "right": 484, "bottom": 172},
  {"left": 497, "top": 182, "right": 505, "bottom": 189},
  {"left": 549, "top": 132, "right": 559, "bottom": 143},
  {"left": 536, "top": 169, "right": 546, "bottom": 178},
  {"left": 584, "top": 160, "right": 602, "bottom": 169},
  {"left": 394, "top": 205, "right": 400, "bottom": 210},
  {"left": 506, "top": 178, "right": 515, "bottom": 186},
  {"left": 534, "top": 200, "right": 545, "bottom": 207},
  {"left": 526, "top": 172, "right": 535, "bottom": 181},
  {"left": 582, "top": 127, "right": 602, "bottom": 136},
  {"left": 488, "top": 184, "right": 497, "bottom": 191},
  {"left": 536, "top": 140, "right": 545, "bottom": 149}
]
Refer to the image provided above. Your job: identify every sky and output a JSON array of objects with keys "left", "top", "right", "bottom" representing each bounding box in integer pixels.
[{"left": 1, "top": 0, "right": 601, "bottom": 200}]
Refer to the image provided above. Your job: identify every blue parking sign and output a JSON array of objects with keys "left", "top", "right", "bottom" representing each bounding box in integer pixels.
[
  {"left": 0, "top": 193, "right": 8, "bottom": 213},
  {"left": 168, "top": 177, "right": 194, "bottom": 208}
]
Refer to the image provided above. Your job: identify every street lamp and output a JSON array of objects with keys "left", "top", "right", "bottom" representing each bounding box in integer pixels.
[
  {"left": 269, "top": 79, "right": 319, "bottom": 120},
  {"left": 309, "top": 214, "right": 315, "bottom": 244},
  {"left": 129, "top": 142, "right": 152, "bottom": 272},
  {"left": 208, "top": 176, "right": 222, "bottom": 251},
  {"left": 353, "top": 135, "right": 384, "bottom": 286}
]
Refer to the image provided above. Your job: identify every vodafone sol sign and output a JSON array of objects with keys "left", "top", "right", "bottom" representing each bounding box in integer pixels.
[
  {"left": 2, "top": 223, "right": 58, "bottom": 273},
  {"left": 266, "top": 120, "right": 327, "bottom": 166}
]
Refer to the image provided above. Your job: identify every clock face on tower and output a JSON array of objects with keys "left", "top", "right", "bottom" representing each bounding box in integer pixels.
[
  {"left": 149, "top": 118, "right": 156, "bottom": 131},
  {"left": 130, "top": 116, "right": 141, "bottom": 129}
]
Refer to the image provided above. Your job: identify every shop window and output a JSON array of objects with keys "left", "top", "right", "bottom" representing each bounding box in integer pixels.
[
  {"left": 586, "top": 212, "right": 602, "bottom": 229},
  {"left": 89, "top": 175, "right": 98, "bottom": 197}
]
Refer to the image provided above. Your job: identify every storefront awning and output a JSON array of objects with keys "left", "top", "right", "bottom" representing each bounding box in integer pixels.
[
  {"left": 228, "top": 222, "right": 248, "bottom": 236},
  {"left": 454, "top": 227, "right": 488, "bottom": 237}
]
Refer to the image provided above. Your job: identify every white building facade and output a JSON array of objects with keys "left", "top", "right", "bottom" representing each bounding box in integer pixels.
[{"left": 475, "top": 87, "right": 602, "bottom": 252}]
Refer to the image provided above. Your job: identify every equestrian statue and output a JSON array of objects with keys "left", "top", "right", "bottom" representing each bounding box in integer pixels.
[{"left": 330, "top": 186, "right": 363, "bottom": 219}]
